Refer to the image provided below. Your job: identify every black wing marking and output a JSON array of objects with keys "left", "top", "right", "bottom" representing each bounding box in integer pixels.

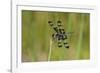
[{"left": 48, "top": 20, "right": 70, "bottom": 49}]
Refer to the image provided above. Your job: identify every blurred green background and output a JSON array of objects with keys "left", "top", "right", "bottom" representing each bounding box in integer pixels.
[{"left": 22, "top": 10, "right": 90, "bottom": 62}]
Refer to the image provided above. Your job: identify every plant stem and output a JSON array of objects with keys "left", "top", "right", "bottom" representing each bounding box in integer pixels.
[
  {"left": 48, "top": 38, "right": 52, "bottom": 61},
  {"left": 76, "top": 14, "right": 84, "bottom": 59}
]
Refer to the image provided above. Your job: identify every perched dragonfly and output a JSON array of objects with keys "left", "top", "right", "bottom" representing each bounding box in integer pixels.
[{"left": 48, "top": 20, "right": 71, "bottom": 49}]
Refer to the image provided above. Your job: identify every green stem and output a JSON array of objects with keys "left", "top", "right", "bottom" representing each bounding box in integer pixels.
[
  {"left": 48, "top": 39, "right": 52, "bottom": 61},
  {"left": 76, "top": 14, "right": 84, "bottom": 59}
]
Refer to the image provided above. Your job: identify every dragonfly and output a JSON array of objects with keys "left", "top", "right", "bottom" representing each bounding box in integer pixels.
[{"left": 48, "top": 20, "right": 72, "bottom": 49}]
